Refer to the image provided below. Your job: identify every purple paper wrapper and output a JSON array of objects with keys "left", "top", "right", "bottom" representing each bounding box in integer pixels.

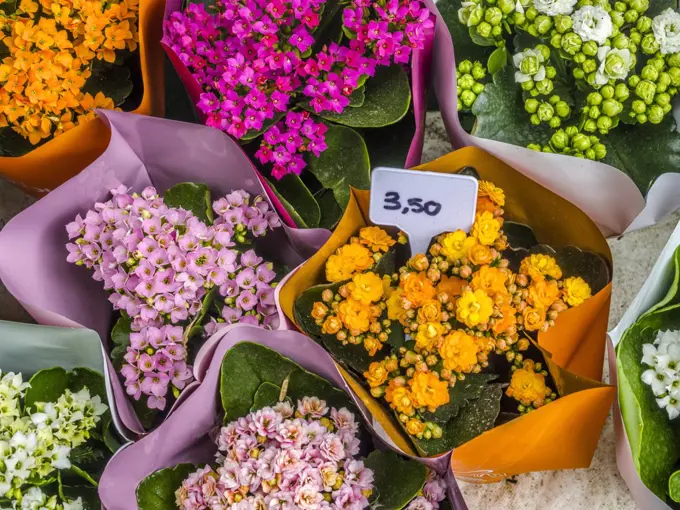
[
  {"left": 0, "top": 110, "right": 330, "bottom": 437},
  {"left": 160, "top": 0, "right": 433, "bottom": 171},
  {"left": 99, "top": 324, "right": 467, "bottom": 509}
]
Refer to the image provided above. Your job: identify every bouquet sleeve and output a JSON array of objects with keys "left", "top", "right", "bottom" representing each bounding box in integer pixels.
[
  {"left": 0, "top": 110, "right": 330, "bottom": 437},
  {"left": 0, "top": 0, "right": 166, "bottom": 196},
  {"left": 280, "top": 146, "right": 617, "bottom": 481},
  {"left": 424, "top": 0, "right": 680, "bottom": 237},
  {"left": 98, "top": 324, "right": 468, "bottom": 509}
]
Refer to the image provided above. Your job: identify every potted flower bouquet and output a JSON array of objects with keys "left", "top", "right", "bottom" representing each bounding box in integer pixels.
[
  {"left": 0, "top": 320, "right": 119, "bottom": 510},
  {"left": 428, "top": 0, "right": 680, "bottom": 235},
  {"left": 0, "top": 110, "right": 329, "bottom": 438},
  {"left": 161, "top": 0, "right": 435, "bottom": 229},
  {"left": 610, "top": 219, "right": 680, "bottom": 508},
  {"left": 99, "top": 324, "right": 461, "bottom": 510},
  {"left": 280, "top": 147, "right": 617, "bottom": 481},
  {"left": 0, "top": 0, "right": 166, "bottom": 195}
]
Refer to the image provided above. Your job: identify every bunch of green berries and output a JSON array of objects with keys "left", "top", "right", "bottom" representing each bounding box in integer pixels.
[
  {"left": 528, "top": 125, "right": 607, "bottom": 160},
  {"left": 457, "top": 60, "right": 487, "bottom": 111},
  {"left": 525, "top": 95, "right": 571, "bottom": 128}
]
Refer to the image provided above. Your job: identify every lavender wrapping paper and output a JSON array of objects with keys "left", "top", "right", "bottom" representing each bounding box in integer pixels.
[
  {"left": 161, "top": 0, "right": 433, "bottom": 175},
  {"left": 426, "top": 0, "right": 680, "bottom": 237},
  {"left": 99, "top": 324, "right": 468, "bottom": 510},
  {"left": 0, "top": 109, "right": 330, "bottom": 438}
]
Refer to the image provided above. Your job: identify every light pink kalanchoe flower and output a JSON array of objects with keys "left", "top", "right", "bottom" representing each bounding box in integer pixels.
[
  {"left": 67, "top": 186, "right": 281, "bottom": 411},
  {"left": 176, "top": 397, "right": 373, "bottom": 509}
]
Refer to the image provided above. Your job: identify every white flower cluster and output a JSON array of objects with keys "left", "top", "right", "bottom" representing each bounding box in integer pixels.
[
  {"left": 0, "top": 487, "right": 83, "bottom": 510},
  {"left": 571, "top": 5, "right": 613, "bottom": 45},
  {"left": 653, "top": 8, "right": 680, "bottom": 55},
  {"left": 0, "top": 371, "right": 107, "bottom": 508},
  {"left": 533, "top": 0, "right": 577, "bottom": 16},
  {"left": 641, "top": 330, "right": 680, "bottom": 419}
]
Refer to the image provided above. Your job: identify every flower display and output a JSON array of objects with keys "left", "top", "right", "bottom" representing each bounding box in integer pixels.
[
  {"left": 66, "top": 184, "right": 281, "bottom": 419},
  {"left": 295, "top": 180, "right": 598, "bottom": 452},
  {"left": 640, "top": 329, "right": 680, "bottom": 419},
  {"left": 0, "top": 0, "right": 139, "bottom": 156},
  {"left": 0, "top": 367, "right": 111, "bottom": 509},
  {"left": 163, "top": 0, "right": 434, "bottom": 227},
  {"left": 131, "top": 340, "right": 450, "bottom": 510}
]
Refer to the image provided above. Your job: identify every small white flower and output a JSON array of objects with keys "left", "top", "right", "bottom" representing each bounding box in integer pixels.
[
  {"left": 513, "top": 48, "right": 546, "bottom": 83},
  {"left": 63, "top": 498, "right": 84, "bottom": 510},
  {"left": 642, "top": 343, "right": 660, "bottom": 366},
  {"left": 571, "top": 6, "right": 613, "bottom": 45},
  {"left": 595, "top": 46, "right": 631, "bottom": 85},
  {"left": 642, "top": 368, "right": 669, "bottom": 396},
  {"left": 532, "top": 0, "right": 577, "bottom": 16},
  {"left": 653, "top": 8, "right": 680, "bottom": 55}
]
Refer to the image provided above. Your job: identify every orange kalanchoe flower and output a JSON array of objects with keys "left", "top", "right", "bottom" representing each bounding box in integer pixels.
[{"left": 0, "top": 0, "right": 139, "bottom": 146}]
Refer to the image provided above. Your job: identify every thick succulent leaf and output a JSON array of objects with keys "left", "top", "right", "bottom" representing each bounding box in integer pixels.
[
  {"left": 617, "top": 306, "right": 680, "bottom": 500},
  {"left": 471, "top": 65, "right": 552, "bottom": 148},
  {"left": 163, "top": 55, "right": 200, "bottom": 123},
  {"left": 365, "top": 451, "right": 428, "bottom": 510},
  {"left": 82, "top": 62, "right": 133, "bottom": 107},
  {"left": 362, "top": 110, "right": 416, "bottom": 170},
  {"left": 315, "top": 189, "right": 343, "bottom": 230},
  {"left": 267, "top": 174, "right": 321, "bottom": 228},
  {"left": 24, "top": 367, "right": 69, "bottom": 411},
  {"left": 250, "top": 382, "right": 283, "bottom": 411},
  {"left": 487, "top": 46, "right": 509, "bottom": 75},
  {"left": 603, "top": 117, "right": 680, "bottom": 194},
  {"left": 319, "top": 65, "right": 411, "bottom": 128},
  {"left": 670, "top": 470, "right": 680, "bottom": 502},
  {"left": 421, "top": 373, "right": 498, "bottom": 424},
  {"left": 307, "top": 125, "right": 371, "bottom": 208},
  {"left": 647, "top": 0, "right": 678, "bottom": 17},
  {"left": 136, "top": 464, "right": 196, "bottom": 510},
  {"left": 163, "top": 182, "right": 214, "bottom": 224},
  {"left": 644, "top": 245, "right": 680, "bottom": 318},
  {"left": 503, "top": 221, "right": 539, "bottom": 250},
  {"left": 110, "top": 315, "right": 132, "bottom": 370}
]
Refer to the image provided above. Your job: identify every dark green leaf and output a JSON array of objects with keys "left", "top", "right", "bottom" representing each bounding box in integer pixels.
[
  {"left": 472, "top": 65, "right": 552, "bottom": 148},
  {"left": 0, "top": 126, "right": 40, "bottom": 157},
  {"left": 603, "top": 116, "right": 680, "bottom": 194},
  {"left": 412, "top": 383, "right": 502, "bottom": 456},
  {"left": 267, "top": 174, "right": 321, "bottom": 228},
  {"left": 265, "top": 177, "right": 310, "bottom": 228},
  {"left": 671, "top": 470, "right": 680, "bottom": 502},
  {"left": 437, "top": 0, "right": 493, "bottom": 62},
  {"left": 421, "top": 373, "right": 498, "bottom": 424},
  {"left": 0, "top": 0, "right": 18, "bottom": 14},
  {"left": 349, "top": 86, "right": 366, "bottom": 107},
  {"left": 644, "top": 245, "right": 680, "bottom": 317},
  {"left": 24, "top": 368, "right": 69, "bottom": 412},
  {"left": 319, "top": 65, "right": 411, "bottom": 128},
  {"left": 315, "top": 189, "right": 343, "bottom": 230},
  {"left": 163, "top": 55, "right": 199, "bottom": 124},
  {"left": 362, "top": 110, "right": 416, "bottom": 170},
  {"left": 503, "top": 221, "right": 539, "bottom": 250},
  {"left": 132, "top": 398, "right": 160, "bottom": 431},
  {"left": 67, "top": 465, "right": 99, "bottom": 487},
  {"left": 136, "top": 464, "right": 196, "bottom": 510},
  {"left": 617, "top": 306, "right": 680, "bottom": 500},
  {"left": 251, "top": 382, "right": 283, "bottom": 411},
  {"left": 111, "top": 315, "right": 132, "bottom": 371},
  {"left": 69, "top": 445, "right": 106, "bottom": 471},
  {"left": 61, "top": 485, "right": 101, "bottom": 510},
  {"left": 184, "top": 0, "right": 218, "bottom": 9},
  {"left": 241, "top": 112, "right": 286, "bottom": 141},
  {"left": 285, "top": 368, "right": 356, "bottom": 411},
  {"left": 513, "top": 32, "right": 544, "bottom": 52},
  {"left": 468, "top": 26, "right": 496, "bottom": 46},
  {"left": 307, "top": 125, "right": 371, "bottom": 208},
  {"left": 487, "top": 46, "right": 508, "bottom": 75},
  {"left": 103, "top": 419, "right": 123, "bottom": 453},
  {"left": 82, "top": 62, "right": 133, "bottom": 107},
  {"left": 163, "top": 182, "right": 214, "bottom": 224},
  {"left": 365, "top": 451, "right": 428, "bottom": 510},
  {"left": 647, "top": 0, "right": 677, "bottom": 17}
]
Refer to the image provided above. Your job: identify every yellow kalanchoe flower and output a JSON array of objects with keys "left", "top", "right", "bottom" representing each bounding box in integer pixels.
[
  {"left": 385, "top": 382, "right": 415, "bottom": 416},
  {"left": 456, "top": 289, "right": 493, "bottom": 328},
  {"left": 478, "top": 180, "right": 506, "bottom": 207},
  {"left": 347, "top": 272, "right": 384, "bottom": 305},
  {"left": 440, "top": 230, "right": 475, "bottom": 262},
  {"left": 562, "top": 276, "right": 592, "bottom": 307},
  {"left": 471, "top": 211, "right": 502, "bottom": 246},
  {"left": 527, "top": 279, "right": 561, "bottom": 310},
  {"left": 439, "top": 330, "right": 479, "bottom": 373},
  {"left": 325, "top": 243, "right": 373, "bottom": 282},
  {"left": 337, "top": 298, "right": 372, "bottom": 334},
  {"left": 519, "top": 254, "right": 563, "bottom": 281},
  {"left": 401, "top": 271, "right": 436, "bottom": 308},
  {"left": 359, "top": 226, "right": 395, "bottom": 253},
  {"left": 415, "top": 321, "right": 446, "bottom": 351},
  {"left": 364, "top": 361, "right": 389, "bottom": 388},
  {"left": 506, "top": 359, "right": 552, "bottom": 409}
]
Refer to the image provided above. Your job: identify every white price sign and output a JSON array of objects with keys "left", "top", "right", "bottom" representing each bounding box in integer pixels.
[{"left": 369, "top": 167, "right": 478, "bottom": 255}]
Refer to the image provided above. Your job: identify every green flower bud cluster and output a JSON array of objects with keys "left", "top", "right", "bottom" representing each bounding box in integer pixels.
[
  {"left": 580, "top": 86, "right": 626, "bottom": 133},
  {"left": 626, "top": 57, "right": 680, "bottom": 124},
  {"left": 528, "top": 126, "right": 607, "bottom": 160},
  {"left": 460, "top": 0, "right": 521, "bottom": 42},
  {"left": 612, "top": 0, "right": 649, "bottom": 30},
  {"left": 457, "top": 60, "right": 488, "bottom": 111},
  {"left": 525, "top": 95, "right": 571, "bottom": 128}
]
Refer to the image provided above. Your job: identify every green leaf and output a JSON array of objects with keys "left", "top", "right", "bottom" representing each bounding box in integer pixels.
[
  {"left": 265, "top": 177, "right": 310, "bottom": 228},
  {"left": 241, "top": 112, "right": 286, "bottom": 141},
  {"left": 670, "top": 470, "right": 680, "bottom": 502},
  {"left": 421, "top": 373, "right": 498, "bottom": 424},
  {"left": 362, "top": 110, "right": 416, "bottom": 170},
  {"left": 472, "top": 65, "right": 552, "bottom": 148},
  {"left": 67, "top": 465, "right": 99, "bottom": 488},
  {"left": 487, "top": 46, "right": 508, "bottom": 75},
  {"left": 24, "top": 368, "right": 69, "bottom": 412},
  {"left": 220, "top": 342, "right": 355, "bottom": 420},
  {"left": 60, "top": 485, "right": 100, "bottom": 510},
  {"left": 503, "top": 221, "right": 539, "bottom": 250},
  {"left": 0, "top": 0, "right": 18, "bottom": 14},
  {"left": 412, "top": 383, "right": 503, "bottom": 456},
  {"left": 82, "top": 62, "right": 133, "bottom": 107},
  {"left": 468, "top": 26, "right": 496, "bottom": 46},
  {"left": 251, "top": 382, "right": 283, "bottom": 411},
  {"left": 364, "top": 451, "right": 428, "bottom": 510},
  {"left": 267, "top": 174, "right": 321, "bottom": 228},
  {"left": 132, "top": 398, "right": 160, "bottom": 431},
  {"left": 307, "top": 125, "right": 371, "bottom": 208},
  {"left": 644, "top": 245, "right": 680, "bottom": 318},
  {"left": 136, "top": 464, "right": 196, "bottom": 510},
  {"left": 319, "top": 65, "right": 411, "bottom": 128},
  {"left": 110, "top": 315, "right": 132, "bottom": 370},
  {"left": 437, "top": 0, "right": 493, "bottom": 62},
  {"left": 617, "top": 306, "right": 680, "bottom": 501},
  {"left": 163, "top": 55, "right": 199, "bottom": 124},
  {"left": 647, "top": 0, "right": 677, "bottom": 17},
  {"left": 603, "top": 116, "right": 680, "bottom": 194},
  {"left": 315, "top": 189, "right": 343, "bottom": 230},
  {"left": 103, "top": 419, "right": 123, "bottom": 453},
  {"left": 163, "top": 182, "right": 214, "bottom": 224},
  {"left": 349, "top": 86, "right": 366, "bottom": 107}
]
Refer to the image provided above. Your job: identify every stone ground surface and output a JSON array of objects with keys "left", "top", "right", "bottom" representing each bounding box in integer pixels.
[{"left": 1, "top": 111, "right": 675, "bottom": 509}]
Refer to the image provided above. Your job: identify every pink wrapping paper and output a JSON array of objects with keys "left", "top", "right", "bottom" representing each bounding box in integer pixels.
[
  {"left": 425, "top": 0, "right": 680, "bottom": 237},
  {"left": 99, "top": 324, "right": 468, "bottom": 509},
  {"left": 0, "top": 110, "right": 331, "bottom": 437},
  {"left": 161, "top": 0, "right": 433, "bottom": 171}
]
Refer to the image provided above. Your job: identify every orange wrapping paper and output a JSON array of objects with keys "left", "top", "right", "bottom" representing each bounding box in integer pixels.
[
  {"left": 0, "top": 0, "right": 166, "bottom": 195},
  {"left": 280, "top": 146, "right": 616, "bottom": 482}
]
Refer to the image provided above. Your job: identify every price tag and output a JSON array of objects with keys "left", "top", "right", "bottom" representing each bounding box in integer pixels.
[{"left": 369, "top": 167, "right": 478, "bottom": 255}]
